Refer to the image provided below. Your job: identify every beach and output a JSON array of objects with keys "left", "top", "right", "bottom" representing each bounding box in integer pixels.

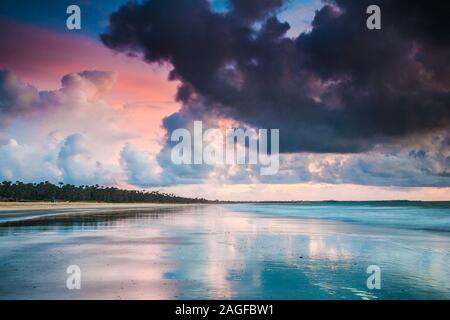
[
  {"left": 0, "top": 202, "right": 200, "bottom": 225},
  {"left": 0, "top": 202, "right": 449, "bottom": 299},
  {"left": 0, "top": 201, "right": 196, "bottom": 213}
]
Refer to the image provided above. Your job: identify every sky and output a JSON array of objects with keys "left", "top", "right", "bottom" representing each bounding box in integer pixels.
[{"left": 0, "top": 0, "right": 449, "bottom": 201}]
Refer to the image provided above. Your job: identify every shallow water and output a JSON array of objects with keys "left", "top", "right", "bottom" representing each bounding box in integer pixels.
[{"left": 0, "top": 204, "right": 449, "bottom": 299}]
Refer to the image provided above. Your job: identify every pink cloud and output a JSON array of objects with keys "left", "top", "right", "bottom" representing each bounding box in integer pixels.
[{"left": 0, "top": 19, "right": 180, "bottom": 149}]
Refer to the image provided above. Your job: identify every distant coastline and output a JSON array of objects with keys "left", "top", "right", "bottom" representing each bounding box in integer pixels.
[
  {"left": 1, "top": 181, "right": 449, "bottom": 206},
  {"left": 234, "top": 200, "right": 450, "bottom": 208}
]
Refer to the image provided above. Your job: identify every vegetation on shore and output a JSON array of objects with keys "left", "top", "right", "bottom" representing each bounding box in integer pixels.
[{"left": 0, "top": 181, "right": 210, "bottom": 204}]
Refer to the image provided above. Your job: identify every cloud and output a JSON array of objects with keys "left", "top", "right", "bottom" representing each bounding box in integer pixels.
[
  {"left": 0, "top": 138, "right": 60, "bottom": 183},
  {"left": 0, "top": 134, "right": 115, "bottom": 186},
  {"left": 2, "top": 1, "right": 449, "bottom": 192},
  {"left": 121, "top": 124, "right": 450, "bottom": 188},
  {"left": 0, "top": 70, "right": 131, "bottom": 185},
  {"left": 119, "top": 139, "right": 212, "bottom": 187},
  {"left": 5, "top": 69, "right": 138, "bottom": 141},
  {"left": 101, "top": 0, "right": 450, "bottom": 154},
  {"left": 252, "top": 131, "right": 450, "bottom": 187},
  {"left": 0, "top": 70, "right": 40, "bottom": 127},
  {"left": 120, "top": 143, "right": 166, "bottom": 187},
  {"left": 58, "top": 133, "right": 114, "bottom": 185},
  {"left": 228, "top": 0, "right": 284, "bottom": 20},
  {"left": 60, "top": 70, "right": 117, "bottom": 97}
]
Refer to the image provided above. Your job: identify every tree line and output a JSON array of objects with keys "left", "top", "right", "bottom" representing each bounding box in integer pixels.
[{"left": 0, "top": 181, "right": 211, "bottom": 203}]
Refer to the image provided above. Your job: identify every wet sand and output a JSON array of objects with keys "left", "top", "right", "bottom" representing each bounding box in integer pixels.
[
  {"left": 0, "top": 204, "right": 449, "bottom": 299},
  {"left": 0, "top": 202, "right": 202, "bottom": 225}
]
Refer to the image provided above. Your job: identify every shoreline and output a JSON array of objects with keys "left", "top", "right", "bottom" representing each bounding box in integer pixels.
[
  {"left": 0, "top": 202, "right": 208, "bottom": 225},
  {"left": 0, "top": 201, "right": 207, "bottom": 212}
]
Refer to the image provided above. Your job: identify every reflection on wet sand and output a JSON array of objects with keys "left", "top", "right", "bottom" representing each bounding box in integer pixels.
[{"left": 0, "top": 205, "right": 449, "bottom": 299}]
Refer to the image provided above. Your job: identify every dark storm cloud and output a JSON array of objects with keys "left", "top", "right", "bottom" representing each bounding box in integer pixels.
[
  {"left": 101, "top": 0, "right": 450, "bottom": 153},
  {"left": 228, "top": 0, "right": 284, "bottom": 20}
]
